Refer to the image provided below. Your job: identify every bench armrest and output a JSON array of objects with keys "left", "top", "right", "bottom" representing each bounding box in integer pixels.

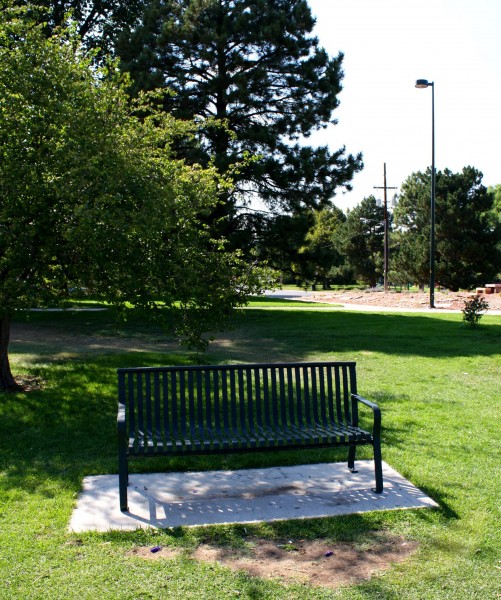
[{"left": 351, "top": 393, "right": 381, "bottom": 438}]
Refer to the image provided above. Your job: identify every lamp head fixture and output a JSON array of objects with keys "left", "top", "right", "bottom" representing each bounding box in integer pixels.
[{"left": 415, "top": 79, "right": 433, "bottom": 88}]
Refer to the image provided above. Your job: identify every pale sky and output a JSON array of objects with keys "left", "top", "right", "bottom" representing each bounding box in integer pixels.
[{"left": 307, "top": 0, "right": 501, "bottom": 210}]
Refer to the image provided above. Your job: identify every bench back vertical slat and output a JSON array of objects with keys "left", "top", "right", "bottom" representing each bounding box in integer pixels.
[
  {"left": 318, "top": 365, "right": 328, "bottom": 425},
  {"left": 170, "top": 371, "right": 178, "bottom": 440},
  {"left": 271, "top": 368, "right": 279, "bottom": 428},
  {"left": 303, "top": 366, "right": 312, "bottom": 425},
  {"left": 349, "top": 364, "right": 358, "bottom": 427},
  {"left": 196, "top": 371, "right": 203, "bottom": 441},
  {"left": 262, "top": 367, "right": 271, "bottom": 429},
  {"left": 229, "top": 370, "right": 238, "bottom": 431},
  {"left": 280, "top": 368, "right": 288, "bottom": 427},
  {"left": 185, "top": 371, "right": 190, "bottom": 441},
  {"left": 294, "top": 366, "right": 302, "bottom": 427},
  {"left": 325, "top": 365, "right": 335, "bottom": 423},
  {"left": 212, "top": 369, "right": 221, "bottom": 437},
  {"left": 199, "top": 370, "right": 207, "bottom": 437},
  {"left": 144, "top": 372, "right": 154, "bottom": 453},
  {"left": 254, "top": 367, "right": 262, "bottom": 429},
  {"left": 342, "top": 364, "right": 350, "bottom": 424},
  {"left": 178, "top": 371, "right": 186, "bottom": 439},
  {"left": 195, "top": 370, "right": 203, "bottom": 440},
  {"left": 153, "top": 372, "right": 161, "bottom": 446},
  {"left": 161, "top": 371, "right": 169, "bottom": 446},
  {"left": 296, "top": 367, "right": 311, "bottom": 425},
  {"left": 136, "top": 373, "right": 145, "bottom": 453},
  {"left": 246, "top": 367, "right": 254, "bottom": 433},
  {"left": 237, "top": 369, "right": 246, "bottom": 436},
  {"left": 334, "top": 367, "right": 343, "bottom": 423},
  {"left": 221, "top": 368, "right": 229, "bottom": 432}
]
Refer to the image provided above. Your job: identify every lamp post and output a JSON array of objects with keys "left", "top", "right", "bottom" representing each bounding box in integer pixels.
[{"left": 415, "top": 79, "right": 435, "bottom": 309}]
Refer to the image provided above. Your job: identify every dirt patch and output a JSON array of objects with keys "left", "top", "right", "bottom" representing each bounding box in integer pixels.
[
  {"left": 10, "top": 321, "right": 178, "bottom": 357},
  {"left": 13, "top": 375, "right": 46, "bottom": 392},
  {"left": 309, "top": 289, "right": 501, "bottom": 311},
  {"left": 128, "top": 536, "right": 418, "bottom": 590}
]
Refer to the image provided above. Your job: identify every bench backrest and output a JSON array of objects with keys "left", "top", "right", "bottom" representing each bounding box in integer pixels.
[{"left": 118, "top": 362, "right": 359, "bottom": 449}]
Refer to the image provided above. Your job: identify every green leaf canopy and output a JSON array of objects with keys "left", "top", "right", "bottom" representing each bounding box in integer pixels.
[{"left": 0, "top": 4, "right": 272, "bottom": 388}]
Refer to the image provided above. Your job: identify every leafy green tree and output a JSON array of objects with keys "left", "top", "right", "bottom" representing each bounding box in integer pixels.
[
  {"left": 488, "top": 184, "right": 501, "bottom": 212},
  {"left": 0, "top": 5, "right": 270, "bottom": 390},
  {"left": 297, "top": 207, "right": 346, "bottom": 289},
  {"left": 117, "top": 0, "right": 362, "bottom": 237},
  {"left": 336, "top": 196, "right": 385, "bottom": 287},
  {"left": 393, "top": 167, "right": 500, "bottom": 290}
]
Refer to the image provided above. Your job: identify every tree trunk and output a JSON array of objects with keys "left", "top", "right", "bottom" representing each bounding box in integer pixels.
[{"left": 0, "top": 315, "right": 18, "bottom": 391}]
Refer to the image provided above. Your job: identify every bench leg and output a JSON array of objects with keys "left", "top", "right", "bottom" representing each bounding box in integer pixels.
[
  {"left": 118, "top": 451, "right": 129, "bottom": 512},
  {"left": 348, "top": 444, "right": 357, "bottom": 472},
  {"left": 373, "top": 439, "right": 383, "bottom": 493}
]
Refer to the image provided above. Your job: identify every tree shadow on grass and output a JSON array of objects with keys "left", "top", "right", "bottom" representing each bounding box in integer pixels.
[
  {"left": 0, "top": 353, "right": 194, "bottom": 496},
  {"left": 209, "top": 309, "right": 501, "bottom": 362},
  {"left": 10, "top": 308, "right": 501, "bottom": 366}
]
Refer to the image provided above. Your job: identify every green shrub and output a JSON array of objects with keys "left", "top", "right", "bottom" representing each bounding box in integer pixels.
[{"left": 462, "top": 295, "right": 489, "bottom": 327}]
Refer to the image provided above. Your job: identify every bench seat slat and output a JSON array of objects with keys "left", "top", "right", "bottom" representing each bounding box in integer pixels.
[{"left": 128, "top": 421, "right": 373, "bottom": 455}]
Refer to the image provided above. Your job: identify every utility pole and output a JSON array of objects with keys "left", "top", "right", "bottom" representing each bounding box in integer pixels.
[{"left": 374, "top": 163, "right": 397, "bottom": 291}]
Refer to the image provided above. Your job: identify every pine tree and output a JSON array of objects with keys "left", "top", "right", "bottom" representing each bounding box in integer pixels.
[
  {"left": 336, "top": 196, "right": 385, "bottom": 288},
  {"left": 298, "top": 207, "right": 346, "bottom": 289},
  {"left": 393, "top": 167, "right": 500, "bottom": 290},
  {"left": 117, "top": 0, "right": 362, "bottom": 236}
]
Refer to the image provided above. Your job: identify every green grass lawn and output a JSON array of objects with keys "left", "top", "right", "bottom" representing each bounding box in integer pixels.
[{"left": 1, "top": 302, "right": 500, "bottom": 599}]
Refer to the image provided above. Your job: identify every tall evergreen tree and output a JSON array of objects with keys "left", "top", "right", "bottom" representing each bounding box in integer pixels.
[
  {"left": 393, "top": 167, "right": 500, "bottom": 290},
  {"left": 390, "top": 170, "right": 431, "bottom": 287},
  {"left": 117, "top": 0, "right": 362, "bottom": 236},
  {"left": 337, "top": 196, "right": 385, "bottom": 287},
  {"left": 298, "top": 207, "right": 346, "bottom": 289},
  {"left": 487, "top": 184, "right": 501, "bottom": 279}
]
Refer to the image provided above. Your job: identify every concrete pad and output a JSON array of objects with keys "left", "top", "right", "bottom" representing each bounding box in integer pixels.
[{"left": 69, "top": 461, "right": 438, "bottom": 532}]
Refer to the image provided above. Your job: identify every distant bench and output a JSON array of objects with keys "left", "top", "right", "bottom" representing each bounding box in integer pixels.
[{"left": 117, "top": 361, "right": 383, "bottom": 512}]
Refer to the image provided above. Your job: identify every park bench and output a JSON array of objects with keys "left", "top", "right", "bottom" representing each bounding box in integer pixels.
[{"left": 117, "top": 361, "right": 383, "bottom": 512}]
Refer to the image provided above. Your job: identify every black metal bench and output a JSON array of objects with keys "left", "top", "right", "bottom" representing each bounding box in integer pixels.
[{"left": 117, "top": 361, "right": 383, "bottom": 512}]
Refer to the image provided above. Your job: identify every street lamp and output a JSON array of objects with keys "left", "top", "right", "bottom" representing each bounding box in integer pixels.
[{"left": 415, "top": 79, "right": 435, "bottom": 309}]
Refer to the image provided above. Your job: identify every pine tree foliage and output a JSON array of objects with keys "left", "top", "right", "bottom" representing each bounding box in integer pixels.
[
  {"left": 14, "top": 0, "right": 147, "bottom": 53},
  {"left": 336, "top": 196, "right": 385, "bottom": 287},
  {"left": 117, "top": 0, "right": 362, "bottom": 224},
  {"left": 393, "top": 167, "right": 501, "bottom": 290}
]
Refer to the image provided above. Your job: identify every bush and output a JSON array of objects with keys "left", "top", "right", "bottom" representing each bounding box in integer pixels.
[{"left": 462, "top": 296, "right": 489, "bottom": 327}]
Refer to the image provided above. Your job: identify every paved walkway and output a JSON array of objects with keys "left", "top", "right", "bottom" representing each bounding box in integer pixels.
[{"left": 70, "top": 461, "right": 437, "bottom": 532}]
